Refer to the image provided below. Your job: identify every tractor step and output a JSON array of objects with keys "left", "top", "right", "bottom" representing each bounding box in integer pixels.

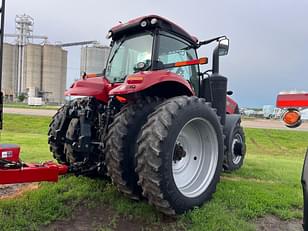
[{"left": 0, "top": 144, "right": 68, "bottom": 185}]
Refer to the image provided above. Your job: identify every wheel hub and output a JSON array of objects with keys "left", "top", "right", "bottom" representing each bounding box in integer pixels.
[
  {"left": 173, "top": 143, "right": 186, "bottom": 163},
  {"left": 172, "top": 117, "right": 218, "bottom": 198},
  {"left": 231, "top": 133, "right": 243, "bottom": 164}
]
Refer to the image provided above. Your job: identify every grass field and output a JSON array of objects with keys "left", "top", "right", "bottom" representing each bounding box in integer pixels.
[{"left": 0, "top": 114, "right": 307, "bottom": 230}]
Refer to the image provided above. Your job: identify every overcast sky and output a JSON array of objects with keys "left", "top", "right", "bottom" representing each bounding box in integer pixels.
[{"left": 4, "top": 0, "right": 308, "bottom": 107}]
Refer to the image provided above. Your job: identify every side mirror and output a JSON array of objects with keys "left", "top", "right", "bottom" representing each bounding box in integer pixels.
[{"left": 218, "top": 38, "right": 229, "bottom": 56}]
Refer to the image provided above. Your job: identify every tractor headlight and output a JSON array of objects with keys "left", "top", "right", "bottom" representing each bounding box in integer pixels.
[
  {"left": 150, "top": 18, "right": 158, "bottom": 25},
  {"left": 140, "top": 20, "right": 147, "bottom": 27}
]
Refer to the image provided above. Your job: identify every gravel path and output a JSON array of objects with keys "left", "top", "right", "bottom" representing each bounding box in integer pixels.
[
  {"left": 3, "top": 108, "right": 57, "bottom": 117},
  {"left": 242, "top": 118, "right": 308, "bottom": 131}
]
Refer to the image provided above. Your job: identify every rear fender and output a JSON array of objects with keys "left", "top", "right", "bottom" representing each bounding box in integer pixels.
[
  {"left": 109, "top": 70, "right": 194, "bottom": 97},
  {"left": 223, "top": 114, "right": 241, "bottom": 149}
]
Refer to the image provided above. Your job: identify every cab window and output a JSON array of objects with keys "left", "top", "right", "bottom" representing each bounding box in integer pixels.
[{"left": 158, "top": 33, "right": 199, "bottom": 93}]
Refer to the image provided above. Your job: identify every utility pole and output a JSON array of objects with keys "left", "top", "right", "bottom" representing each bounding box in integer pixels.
[{"left": 0, "top": 0, "right": 6, "bottom": 129}]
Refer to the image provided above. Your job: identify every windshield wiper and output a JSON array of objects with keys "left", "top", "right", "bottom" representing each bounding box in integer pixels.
[{"left": 108, "top": 37, "right": 126, "bottom": 64}]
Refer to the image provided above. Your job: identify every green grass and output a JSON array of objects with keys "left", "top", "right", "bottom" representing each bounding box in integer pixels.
[
  {"left": 0, "top": 115, "right": 306, "bottom": 230},
  {"left": 4, "top": 102, "right": 60, "bottom": 110},
  {"left": 1, "top": 114, "right": 52, "bottom": 162}
]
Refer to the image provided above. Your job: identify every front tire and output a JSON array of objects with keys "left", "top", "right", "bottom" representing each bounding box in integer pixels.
[
  {"left": 136, "top": 96, "right": 224, "bottom": 215},
  {"left": 223, "top": 124, "right": 246, "bottom": 172}
]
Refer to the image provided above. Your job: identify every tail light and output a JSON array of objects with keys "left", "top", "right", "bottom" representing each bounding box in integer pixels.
[{"left": 282, "top": 109, "right": 302, "bottom": 128}]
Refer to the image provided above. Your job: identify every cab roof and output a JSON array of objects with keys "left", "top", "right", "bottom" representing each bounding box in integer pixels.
[{"left": 109, "top": 15, "right": 198, "bottom": 46}]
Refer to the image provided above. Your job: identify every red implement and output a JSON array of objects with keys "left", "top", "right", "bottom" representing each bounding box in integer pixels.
[
  {"left": 0, "top": 144, "right": 68, "bottom": 185},
  {"left": 276, "top": 93, "right": 308, "bottom": 108}
]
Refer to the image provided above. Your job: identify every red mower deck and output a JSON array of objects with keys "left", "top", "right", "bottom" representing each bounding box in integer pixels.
[{"left": 0, "top": 144, "right": 68, "bottom": 185}]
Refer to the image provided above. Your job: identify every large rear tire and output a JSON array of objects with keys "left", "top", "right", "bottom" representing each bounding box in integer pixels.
[
  {"left": 48, "top": 106, "right": 69, "bottom": 164},
  {"left": 136, "top": 96, "right": 224, "bottom": 215},
  {"left": 104, "top": 97, "right": 162, "bottom": 200}
]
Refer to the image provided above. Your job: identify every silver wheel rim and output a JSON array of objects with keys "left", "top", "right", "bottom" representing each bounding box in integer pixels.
[
  {"left": 172, "top": 117, "right": 218, "bottom": 198},
  {"left": 231, "top": 133, "right": 243, "bottom": 165}
]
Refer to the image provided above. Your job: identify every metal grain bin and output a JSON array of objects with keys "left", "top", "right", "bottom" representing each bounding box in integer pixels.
[
  {"left": 2, "top": 43, "right": 17, "bottom": 100},
  {"left": 41, "top": 45, "right": 67, "bottom": 104},
  {"left": 23, "top": 44, "right": 42, "bottom": 97}
]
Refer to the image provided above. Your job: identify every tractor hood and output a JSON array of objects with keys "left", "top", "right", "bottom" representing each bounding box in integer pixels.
[{"left": 65, "top": 77, "right": 115, "bottom": 103}]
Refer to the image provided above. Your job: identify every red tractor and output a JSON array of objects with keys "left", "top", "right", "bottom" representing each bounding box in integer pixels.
[
  {"left": 47, "top": 15, "right": 246, "bottom": 214},
  {"left": 0, "top": 13, "right": 246, "bottom": 215}
]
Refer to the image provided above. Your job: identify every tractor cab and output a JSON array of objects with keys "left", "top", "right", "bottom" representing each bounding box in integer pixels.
[
  {"left": 105, "top": 15, "right": 232, "bottom": 114},
  {"left": 105, "top": 15, "right": 202, "bottom": 94}
]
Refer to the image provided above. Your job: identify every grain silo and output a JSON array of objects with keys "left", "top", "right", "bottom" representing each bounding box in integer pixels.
[
  {"left": 2, "top": 43, "right": 17, "bottom": 100},
  {"left": 41, "top": 45, "right": 67, "bottom": 104},
  {"left": 80, "top": 45, "right": 110, "bottom": 75},
  {"left": 23, "top": 44, "right": 42, "bottom": 97}
]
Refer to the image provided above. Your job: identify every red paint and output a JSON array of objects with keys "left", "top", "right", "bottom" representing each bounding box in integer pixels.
[
  {"left": 109, "top": 70, "right": 194, "bottom": 96},
  {"left": 0, "top": 145, "right": 68, "bottom": 185},
  {"left": 65, "top": 77, "right": 118, "bottom": 103},
  {"left": 111, "top": 15, "right": 145, "bottom": 32},
  {"left": 276, "top": 93, "right": 308, "bottom": 108},
  {"left": 0, "top": 162, "right": 68, "bottom": 184},
  {"left": 226, "top": 96, "right": 238, "bottom": 114},
  {"left": 110, "top": 15, "right": 198, "bottom": 43}
]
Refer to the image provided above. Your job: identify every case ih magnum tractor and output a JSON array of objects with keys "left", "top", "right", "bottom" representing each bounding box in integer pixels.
[
  {"left": 0, "top": 13, "right": 246, "bottom": 215},
  {"left": 48, "top": 15, "right": 246, "bottom": 214}
]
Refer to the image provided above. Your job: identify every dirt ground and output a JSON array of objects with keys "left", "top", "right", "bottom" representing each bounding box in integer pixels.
[
  {"left": 41, "top": 204, "right": 304, "bottom": 231},
  {"left": 0, "top": 183, "right": 38, "bottom": 199},
  {"left": 255, "top": 215, "right": 303, "bottom": 231},
  {"left": 0, "top": 183, "right": 304, "bottom": 231},
  {"left": 41, "top": 208, "right": 303, "bottom": 231},
  {"left": 41, "top": 204, "right": 181, "bottom": 231}
]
